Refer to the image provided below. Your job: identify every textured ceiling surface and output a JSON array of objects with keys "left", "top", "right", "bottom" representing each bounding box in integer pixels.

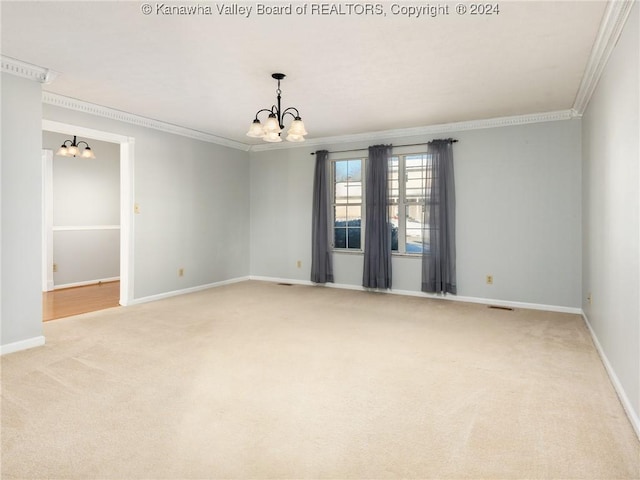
[{"left": 2, "top": 1, "right": 606, "bottom": 144}]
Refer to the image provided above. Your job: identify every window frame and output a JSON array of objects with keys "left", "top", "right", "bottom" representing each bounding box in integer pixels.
[
  {"left": 390, "top": 151, "right": 430, "bottom": 256},
  {"left": 329, "top": 148, "right": 430, "bottom": 256},
  {"left": 330, "top": 155, "right": 366, "bottom": 252}
]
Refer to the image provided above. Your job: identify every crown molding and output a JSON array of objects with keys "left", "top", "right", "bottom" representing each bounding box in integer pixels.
[
  {"left": 42, "top": 92, "right": 251, "bottom": 151},
  {"left": 572, "top": 0, "right": 635, "bottom": 114},
  {"left": 249, "top": 109, "right": 579, "bottom": 153},
  {"left": 42, "top": 90, "right": 576, "bottom": 154},
  {"left": 1, "top": 55, "right": 58, "bottom": 84}
]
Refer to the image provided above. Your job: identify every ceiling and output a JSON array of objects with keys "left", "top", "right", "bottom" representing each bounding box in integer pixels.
[{"left": 1, "top": 1, "right": 607, "bottom": 147}]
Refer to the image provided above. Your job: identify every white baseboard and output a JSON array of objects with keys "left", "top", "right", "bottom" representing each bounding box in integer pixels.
[
  {"left": 248, "top": 276, "right": 582, "bottom": 314},
  {"left": 1, "top": 336, "right": 45, "bottom": 356},
  {"left": 129, "top": 276, "right": 250, "bottom": 305},
  {"left": 249, "top": 275, "right": 314, "bottom": 286},
  {"left": 581, "top": 311, "right": 640, "bottom": 440},
  {"left": 54, "top": 277, "right": 120, "bottom": 290}
]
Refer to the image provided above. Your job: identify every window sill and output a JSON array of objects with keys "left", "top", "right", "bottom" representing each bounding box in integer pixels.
[{"left": 331, "top": 250, "right": 421, "bottom": 258}]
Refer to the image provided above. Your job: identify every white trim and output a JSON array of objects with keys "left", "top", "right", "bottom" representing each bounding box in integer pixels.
[
  {"left": 119, "top": 138, "right": 135, "bottom": 306},
  {"left": 250, "top": 276, "right": 315, "bottom": 287},
  {"left": 54, "top": 277, "right": 120, "bottom": 290},
  {"left": 42, "top": 92, "right": 250, "bottom": 152},
  {"left": 41, "top": 89, "right": 579, "bottom": 154},
  {"left": 572, "top": 0, "right": 636, "bottom": 114},
  {"left": 42, "top": 120, "right": 135, "bottom": 307},
  {"left": 387, "top": 287, "right": 583, "bottom": 314},
  {"left": 128, "top": 276, "right": 250, "bottom": 305},
  {"left": 581, "top": 311, "right": 640, "bottom": 440},
  {"left": 248, "top": 276, "right": 582, "bottom": 314},
  {"left": 1, "top": 336, "right": 46, "bottom": 356},
  {"left": 43, "top": 119, "right": 131, "bottom": 144},
  {"left": 53, "top": 225, "right": 120, "bottom": 231},
  {"left": 1, "top": 55, "right": 57, "bottom": 84},
  {"left": 250, "top": 110, "right": 579, "bottom": 153},
  {"left": 42, "top": 150, "right": 54, "bottom": 292}
]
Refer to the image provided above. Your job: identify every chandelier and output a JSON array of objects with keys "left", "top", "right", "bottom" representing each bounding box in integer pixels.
[
  {"left": 246, "top": 73, "right": 308, "bottom": 143},
  {"left": 55, "top": 135, "right": 96, "bottom": 159}
]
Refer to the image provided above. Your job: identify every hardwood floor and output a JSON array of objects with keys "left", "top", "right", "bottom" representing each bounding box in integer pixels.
[{"left": 43, "top": 281, "right": 120, "bottom": 322}]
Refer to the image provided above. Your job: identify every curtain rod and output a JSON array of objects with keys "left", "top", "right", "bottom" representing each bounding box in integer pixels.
[{"left": 310, "top": 139, "right": 458, "bottom": 155}]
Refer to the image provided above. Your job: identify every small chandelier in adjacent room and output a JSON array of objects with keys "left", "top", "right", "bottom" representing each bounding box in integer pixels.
[
  {"left": 55, "top": 136, "right": 96, "bottom": 159},
  {"left": 247, "top": 73, "right": 308, "bottom": 143}
]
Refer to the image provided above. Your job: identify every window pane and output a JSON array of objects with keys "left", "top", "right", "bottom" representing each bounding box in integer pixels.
[
  {"left": 347, "top": 227, "right": 361, "bottom": 249},
  {"left": 406, "top": 203, "right": 424, "bottom": 254},
  {"left": 335, "top": 161, "right": 349, "bottom": 182},
  {"left": 388, "top": 156, "right": 399, "bottom": 201},
  {"left": 406, "top": 187, "right": 424, "bottom": 199},
  {"left": 348, "top": 181, "right": 362, "bottom": 203},
  {"left": 347, "top": 160, "right": 362, "bottom": 182},
  {"left": 388, "top": 204, "right": 399, "bottom": 228},
  {"left": 406, "top": 163, "right": 426, "bottom": 199},
  {"left": 334, "top": 228, "right": 347, "bottom": 248},
  {"left": 335, "top": 159, "right": 362, "bottom": 203},
  {"left": 334, "top": 201, "right": 362, "bottom": 249},
  {"left": 346, "top": 206, "right": 361, "bottom": 249},
  {"left": 335, "top": 182, "right": 348, "bottom": 202},
  {"left": 406, "top": 204, "right": 423, "bottom": 225},
  {"left": 389, "top": 204, "right": 399, "bottom": 251},
  {"left": 406, "top": 154, "right": 426, "bottom": 168},
  {"left": 396, "top": 155, "right": 428, "bottom": 254},
  {"left": 406, "top": 231, "right": 423, "bottom": 254},
  {"left": 333, "top": 159, "right": 363, "bottom": 251},
  {"left": 346, "top": 205, "right": 361, "bottom": 223}
]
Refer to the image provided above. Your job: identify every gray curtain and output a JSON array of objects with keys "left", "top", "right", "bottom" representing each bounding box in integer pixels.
[
  {"left": 311, "top": 150, "right": 334, "bottom": 283},
  {"left": 363, "top": 144, "right": 393, "bottom": 289},
  {"left": 422, "top": 139, "right": 456, "bottom": 294}
]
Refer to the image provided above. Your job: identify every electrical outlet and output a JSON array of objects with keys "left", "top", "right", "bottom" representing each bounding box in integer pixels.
[
  {"left": 53, "top": 263, "right": 58, "bottom": 273},
  {"left": 296, "top": 260, "right": 302, "bottom": 268},
  {"left": 178, "top": 268, "right": 184, "bottom": 277},
  {"left": 587, "top": 292, "right": 592, "bottom": 305},
  {"left": 486, "top": 275, "right": 493, "bottom": 285}
]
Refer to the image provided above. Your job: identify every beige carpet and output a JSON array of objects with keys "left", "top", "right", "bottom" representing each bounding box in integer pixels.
[{"left": 2, "top": 280, "right": 639, "bottom": 479}]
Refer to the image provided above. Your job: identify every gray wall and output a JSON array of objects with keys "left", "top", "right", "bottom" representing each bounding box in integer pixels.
[
  {"left": 1, "top": 73, "right": 43, "bottom": 346},
  {"left": 250, "top": 119, "right": 582, "bottom": 309},
  {"left": 42, "top": 104, "right": 251, "bottom": 300},
  {"left": 582, "top": 4, "right": 639, "bottom": 427},
  {"left": 43, "top": 132, "right": 120, "bottom": 286}
]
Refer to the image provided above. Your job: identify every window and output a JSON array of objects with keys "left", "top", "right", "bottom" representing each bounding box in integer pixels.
[
  {"left": 332, "top": 159, "right": 363, "bottom": 250},
  {"left": 331, "top": 153, "right": 431, "bottom": 254},
  {"left": 389, "top": 154, "right": 431, "bottom": 254}
]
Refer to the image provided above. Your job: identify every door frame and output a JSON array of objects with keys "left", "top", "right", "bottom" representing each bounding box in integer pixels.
[{"left": 42, "top": 120, "right": 135, "bottom": 306}]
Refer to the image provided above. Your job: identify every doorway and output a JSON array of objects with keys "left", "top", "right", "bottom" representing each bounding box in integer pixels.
[
  {"left": 42, "top": 120, "right": 134, "bottom": 312},
  {"left": 43, "top": 281, "right": 121, "bottom": 321}
]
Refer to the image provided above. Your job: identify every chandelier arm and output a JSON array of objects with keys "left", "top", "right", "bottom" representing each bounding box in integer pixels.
[
  {"left": 281, "top": 107, "right": 301, "bottom": 119},
  {"left": 254, "top": 108, "right": 274, "bottom": 121},
  {"left": 76, "top": 141, "right": 90, "bottom": 149}
]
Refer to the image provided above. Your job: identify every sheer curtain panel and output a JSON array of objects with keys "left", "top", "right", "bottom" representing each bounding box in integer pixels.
[
  {"left": 363, "top": 144, "right": 393, "bottom": 289},
  {"left": 311, "top": 150, "right": 334, "bottom": 283},
  {"left": 422, "top": 139, "right": 457, "bottom": 294}
]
